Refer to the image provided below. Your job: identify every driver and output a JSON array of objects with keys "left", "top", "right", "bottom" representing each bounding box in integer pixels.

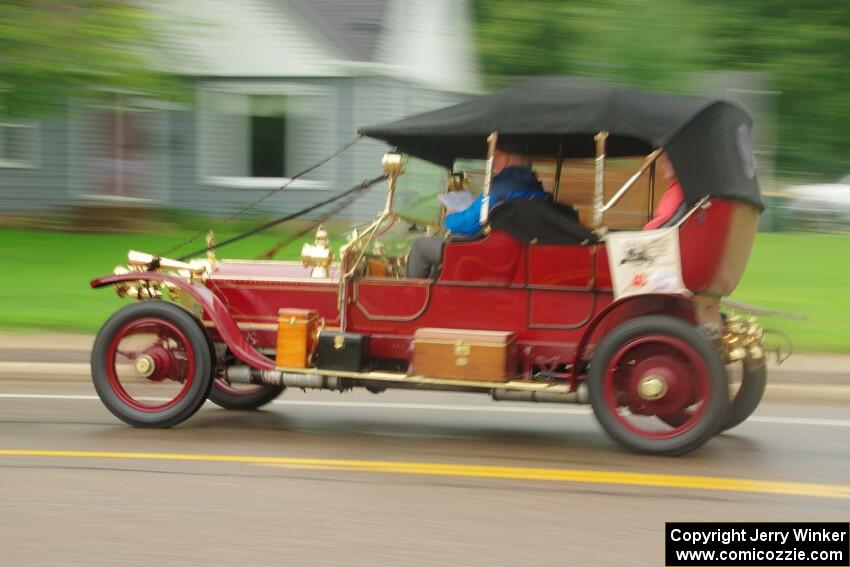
[{"left": 405, "top": 141, "right": 549, "bottom": 278}]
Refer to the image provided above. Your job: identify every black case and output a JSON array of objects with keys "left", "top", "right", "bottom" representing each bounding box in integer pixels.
[{"left": 316, "top": 331, "right": 367, "bottom": 372}]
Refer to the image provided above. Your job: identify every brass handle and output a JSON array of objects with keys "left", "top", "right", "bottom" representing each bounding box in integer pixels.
[
  {"left": 453, "top": 341, "right": 471, "bottom": 357},
  {"left": 454, "top": 341, "right": 470, "bottom": 366}
]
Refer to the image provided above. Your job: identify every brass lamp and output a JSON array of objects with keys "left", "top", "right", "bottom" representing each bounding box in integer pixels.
[
  {"left": 302, "top": 225, "right": 333, "bottom": 278},
  {"left": 382, "top": 152, "right": 404, "bottom": 177}
]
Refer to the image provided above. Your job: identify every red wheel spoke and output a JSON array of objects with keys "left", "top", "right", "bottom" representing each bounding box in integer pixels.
[
  {"left": 602, "top": 334, "right": 710, "bottom": 440},
  {"left": 106, "top": 317, "right": 196, "bottom": 413}
]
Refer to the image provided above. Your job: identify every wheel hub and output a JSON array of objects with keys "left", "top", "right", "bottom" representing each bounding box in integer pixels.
[
  {"left": 134, "top": 355, "right": 155, "bottom": 378},
  {"left": 104, "top": 314, "right": 200, "bottom": 416},
  {"left": 137, "top": 345, "right": 174, "bottom": 382},
  {"left": 637, "top": 374, "right": 667, "bottom": 400},
  {"left": 625, "top": 355, "right": 694, "bottom": 415}
]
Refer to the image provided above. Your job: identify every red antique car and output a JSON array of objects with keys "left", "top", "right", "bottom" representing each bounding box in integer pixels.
[{"left": 90, "top": 78, "right": 770, "bottom": 456}]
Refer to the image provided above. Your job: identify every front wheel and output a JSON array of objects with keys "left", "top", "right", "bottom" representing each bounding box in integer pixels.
[
  {"left": 91, "top": 301, "right": 213, "bottom": 427},
  {"left": 588, "top": 316, "right": 729, "bottom": 456}
]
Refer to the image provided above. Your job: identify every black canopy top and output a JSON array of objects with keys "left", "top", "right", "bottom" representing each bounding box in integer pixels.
[{"left": 359, "top": 77, "right": 763, "bottom": 210}]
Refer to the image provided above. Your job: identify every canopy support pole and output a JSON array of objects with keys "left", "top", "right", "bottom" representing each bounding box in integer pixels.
[
  {"left": 601, "top": 149, "right": 661, "bottom": 214},
  {"left": 338, "top": 154, "right": 405, "bottom": 331},
  {"left": 593, "top": 131, "right": 608, "bottom": 228},
  {"left": 647, "top": 159, "right": 657, "bottom": 221},
  {"left": 553, "top": 138, "right": 564, "bottom": 201},
  {"left": 479, "top": 131, "right": 499, "bottom": 227}
]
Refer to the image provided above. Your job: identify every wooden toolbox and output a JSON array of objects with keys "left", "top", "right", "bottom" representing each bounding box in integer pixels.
[
  {"left": 276, "top": 308, "right": 320, "bottom": 368},
  {"left": 413, "top": 328, "right": 517, "bottom": 381}
]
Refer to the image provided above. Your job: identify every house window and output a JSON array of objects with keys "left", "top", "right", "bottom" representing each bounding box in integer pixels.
[
  {"left": 90, "top": 105, "right": 153, "bottom": 199},
  {"left": 199, "top": 92, "right": 290, "bottom": 182},
  {"left": 197, "top": 84, "right": 332, "bottom": 190},
  {"left": 250, "top": 96, "right": 287, "bottom": 177},
  {"left": 0, "top": 122, "right": 39, "bottom": 168}
]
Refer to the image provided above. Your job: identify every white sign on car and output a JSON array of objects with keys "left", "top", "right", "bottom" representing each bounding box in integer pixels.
[{"left": 604, "top": 228, "right": 689, "bottom": 299}]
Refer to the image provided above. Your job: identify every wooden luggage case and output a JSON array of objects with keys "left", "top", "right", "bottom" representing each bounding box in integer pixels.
[
  {"left": 276, "top": 308, "right": 320, "bottom": 368},
  {"left": 413, "top": 328, "right": 518, "bottom": 381}
]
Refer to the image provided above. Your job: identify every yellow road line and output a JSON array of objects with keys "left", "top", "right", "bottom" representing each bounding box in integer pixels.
[{"left": 1, "top": 449, "right": 848, "bottom": 500}]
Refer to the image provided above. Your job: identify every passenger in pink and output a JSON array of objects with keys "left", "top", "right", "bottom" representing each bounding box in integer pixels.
[{"left": 644, "top": 152, "right": 685, "bottom": 230}]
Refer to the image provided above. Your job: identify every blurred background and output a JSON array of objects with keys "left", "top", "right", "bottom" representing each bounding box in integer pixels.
[{"left": 0, "top": 0, "right": 848, "bottom": 350}]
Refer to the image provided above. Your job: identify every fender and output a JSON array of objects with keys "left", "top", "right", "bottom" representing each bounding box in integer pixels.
[
  {"left": 570, "top": 292, "right": 709, "bottom": 380},
  {"left": 91, "top": 273, "right": 275, "bottom": 371}
]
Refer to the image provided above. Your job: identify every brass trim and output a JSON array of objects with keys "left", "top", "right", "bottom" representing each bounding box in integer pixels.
[
  {"left": 600, "top": 149, "right": 661, "bottom": 214},
  {"left": 415, "top": 338, "right": 511, "bottom": 348},
  {"left": 209, "top": 276, "right": 338, "bottom": 284},
  {"left": 382, "top": 152, "right": 405, "bottom": 177},
  {"left": 592, "top": 131, "right": 608, "bottom": 228},
  {"left": 206, "top": 311, "right": 340, "bottom": 325},
  {"left": 219, "top": 259, "right": 303, "bottom": 265},
  {"left": 135, "top": 355, "right": 155, "bottom": 378},
  {"left": 202, "top": 321, "right": 281, "bottom": 331},
  {"left": 637, "top": 375, "right": 667, "bottom": 400},
  {"left": 478, "top": 131, "right": 499, "bottom": 226},
  {"left": 301, "top": 226, "right": 333, "bottom": 278},
  {"left": 553, "top": 138, "right": 564, "bottom": 200},
  {"left": 720, "top": 313, "right": 765, "bottom": 365}
]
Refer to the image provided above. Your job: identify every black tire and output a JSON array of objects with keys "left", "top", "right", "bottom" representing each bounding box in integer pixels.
[
  {"left": 723, "top": 362, "right": 767, "bottom": 431},
  {"left": 207, "top": 381, "right": 284, "bottom": 410},
  {"left": 588, "top": 315, "right": 730, "bottom": 456},
  {"left": 91, "top": 301, "right": 213, "bottom": 428}
]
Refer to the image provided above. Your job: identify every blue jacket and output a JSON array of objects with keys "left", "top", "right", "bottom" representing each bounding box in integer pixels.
[{"left": 445, "top": 166, "right": 549, "bottom": 236}]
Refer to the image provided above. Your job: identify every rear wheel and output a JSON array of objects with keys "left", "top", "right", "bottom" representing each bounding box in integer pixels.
[
  {"left": 588, "top": 316, "right": 729, "bottom": 456},
  {"left": 208, "top": 380, "right": 284, "bottom": 410},
  {"left": 91, "top": 302, "right": 213, "bottom": 427},
  {"left": 723, "top": 361, "right": 767, "bottom": 431}
]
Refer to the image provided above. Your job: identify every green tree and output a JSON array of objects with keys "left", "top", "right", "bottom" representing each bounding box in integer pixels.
[
  {"left": 701, "top": 0, "right": 850, "bottom": 178},
  {"left": 0, "top": 0, "right": 177, "bottom": 116},
  {"left": 473, "top": 0, "right": 850, "bottom": 179}
]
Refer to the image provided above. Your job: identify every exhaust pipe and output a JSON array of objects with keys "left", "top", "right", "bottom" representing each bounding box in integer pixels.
[
  {"left": 223, "top": 365, "right": 587, "bottom": 402},
  {"left": 224, "top": 366, "right": 346, "bottom": 391},
  {"left": 491, "top": 383, "right": 588, "bottom": 404}
]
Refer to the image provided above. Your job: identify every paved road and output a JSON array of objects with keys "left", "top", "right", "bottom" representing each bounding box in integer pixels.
[{"left": 0, "top": 375, "right": 848, "bottom": 567}]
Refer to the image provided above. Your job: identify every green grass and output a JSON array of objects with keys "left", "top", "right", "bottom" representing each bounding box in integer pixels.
[
  {"left": 0, "top": 228, "right": 306, "bottom": 334},
  {"left": 730, "top": 233, "right": 850, "bottom": 354},
  {"left": 1, "top": 228, "right": 848, "bottom": 353}
]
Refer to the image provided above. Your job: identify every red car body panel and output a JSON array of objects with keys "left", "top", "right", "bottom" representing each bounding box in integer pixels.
[{"left": 91, "top": 198, "right": 758, "bottom": 381}]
